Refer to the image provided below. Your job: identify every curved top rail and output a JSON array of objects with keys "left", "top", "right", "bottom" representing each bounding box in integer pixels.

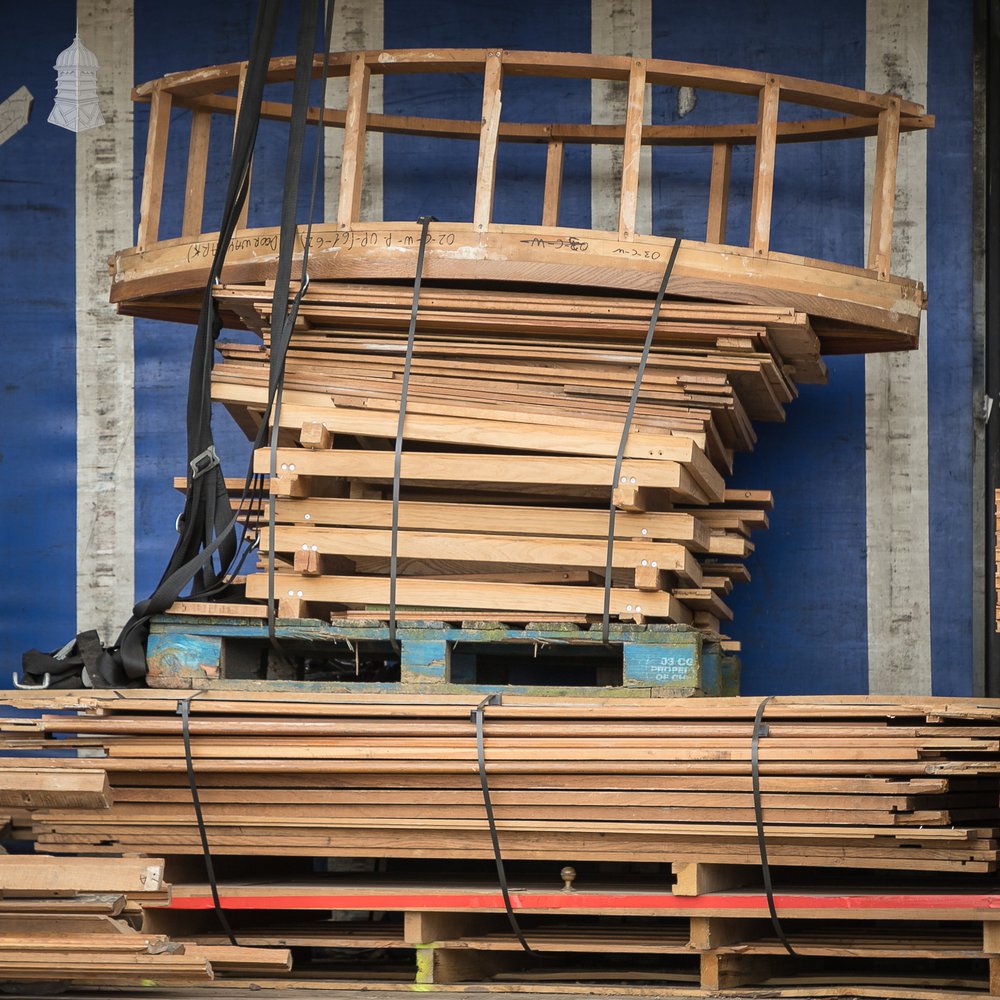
[
  {"left": 133, "top": 48, "right": 930, "bottom": 119},
  {"left": 116, "top": 49, "right": 931, "bottom": 349}
]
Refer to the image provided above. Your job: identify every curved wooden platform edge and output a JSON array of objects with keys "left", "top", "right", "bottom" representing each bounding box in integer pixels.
[{"left": 109, "top": 223, "right": 923, "bottom": 352}]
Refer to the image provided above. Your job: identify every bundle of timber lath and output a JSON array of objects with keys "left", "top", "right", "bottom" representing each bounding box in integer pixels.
[
  {"left": 0, "top": 775, "right": 288, "bottom": 985},
  {"left": 5, "top": 690, "right": 1000, "bottom": 874},
  {"left": 203, "top": 280, "right": 797, "bottom": 630}
]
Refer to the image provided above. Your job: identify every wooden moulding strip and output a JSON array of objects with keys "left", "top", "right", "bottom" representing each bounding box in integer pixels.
[{"left": 245, "top": 572, "right": 693, "bottom": 623}]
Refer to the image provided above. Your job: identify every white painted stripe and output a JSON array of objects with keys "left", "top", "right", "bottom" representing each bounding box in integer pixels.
[
  {"left": 591, "top": 0, "right": 651, "bottom": 234},
  {"left": 324, "top": 0, "right": 383, "bottom": 224},
  {"left": 75, "top": 0, "right": 135, "bottom": 643},
  {"left": 864, "top": 0, "right": 932, "bottom": 694}
]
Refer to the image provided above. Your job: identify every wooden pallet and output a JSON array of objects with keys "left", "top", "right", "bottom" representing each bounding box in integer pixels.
[
  {"left": 146, "top": 614, "right": 739, "bottom": 696},
  {"left": 143, "top": 878, "right": 1000, "bottom": 991}
]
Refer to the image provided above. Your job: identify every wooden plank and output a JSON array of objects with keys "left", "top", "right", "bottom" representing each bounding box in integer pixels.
[
  {"left": 749, "top": 76, "right": 780, "bottom": 256},
  {"left": 473, "top": 50, "right": 504, "bottom": 231},
  {"left": 233, "top": 62, "right": 251, "bottom": 231},
  {"left": 0, "top": 768, "right": 110, "bottom": 809},
  {"left": 245, "top": 573, "right": 694, "bottom": 624},
  {"left": 254, "top": 448, "right": 714, "bottom": 503},
  {"left": 867, "top": 97, "right": 901, "bottom": 280},
  {"left": 261, "top": 525, "right": 703, "bottom": 583},
  {"left": 337, "top": 52, "right": 371, "bottom": 229},
  {"left": 181, "top": 109, "right": 211, "bottom": 238},
  {"left": 618, "top": 58, "right": 647, "bottom": 241},
  {"left": 706, "top": 142, "right": 732, "bottom": 244},
  {"left": 136, "top": 87, "right": 171, "bottom": 250},
  {"left": 542, "top": 141, "right": 564, "bottom": 227}
]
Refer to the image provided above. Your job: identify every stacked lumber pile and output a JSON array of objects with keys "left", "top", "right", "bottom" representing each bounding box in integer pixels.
[
  {"left": 0, "top": 771, "right": 292, "bottom": 985},
  {"left": 204, "top": 280, "right": 806, "bottom": 630},
  {"left": 4, "top": 690, "right": 999, "bottom": 874},
  {"left": 0, "top": 853, "right": 210, "bottom": 984}
]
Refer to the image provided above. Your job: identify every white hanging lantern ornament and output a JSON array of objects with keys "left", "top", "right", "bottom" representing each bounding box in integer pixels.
[{"left": 48, "top": 34, "right": 105, "bottom": 133}]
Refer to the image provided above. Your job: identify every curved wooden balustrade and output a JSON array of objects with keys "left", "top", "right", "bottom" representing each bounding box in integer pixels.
[{"left": 112, "top": 49, "right": 933, "bottom": 350}]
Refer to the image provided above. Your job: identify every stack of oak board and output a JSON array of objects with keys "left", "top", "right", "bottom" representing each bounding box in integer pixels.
[
  {"left": 4, "top": 689, "right": 999, "bottom": 875},
  {"left": 0, "top": 769, "right": 293, "bottom": 985},
  {"left": 203, "top": 280, "right": 806, "bottom": 631},
  {"left": 0, "top": 850, "right": 211, "bottom": 984}
]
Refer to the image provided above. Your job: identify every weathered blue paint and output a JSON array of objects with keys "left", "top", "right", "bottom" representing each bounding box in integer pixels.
[
  {"left": 622, "top": 636, "right": 700, "bottom": 687},
  {"left": 0, "top": 4, "right": 77, "bottom": 687},
  {"left": 145, "top": 616, "right": 731, "bottom": 695},
  {"left": 927, "top": 0, "right": 975, "bottom": 695},
  {"left": 399, "top": 639, "right": 451, "bottom": 684},
  {"left": 146, "top": 632, "right": 223, "bottom": 684}
]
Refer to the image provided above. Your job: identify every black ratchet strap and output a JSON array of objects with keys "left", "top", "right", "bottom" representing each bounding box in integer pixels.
[
  {"left": 752, "top": 695, "right": 796, "bottom": 956},
  {"left": 471, "top": 693, "right": 533, "bottom": 953},
  {"left": 178, "top": 697, "right": 238, "bottom": 946},
  {"left": 388, "top": 215, "right": 437, "bottom": 645},
  {"left": 601, "top": 238, "right": 682, "bottom": 643}
]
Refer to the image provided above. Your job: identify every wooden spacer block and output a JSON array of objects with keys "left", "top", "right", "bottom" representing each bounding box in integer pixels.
[
  {"left": 634, "top": 564, "right": 669, "bottom": 592},
  {"left": 292, "top": 551, "right": 357, "bottom": 576},
  {"left": 689, "top": 916, "right": 768, "bottom": 950},
  {"left": 300, "top": 421, "right": 333, "bottom": 449},
  {"left": 293, "top": 548, "right": 322, "bottom": 576},
  {"left": 700, "top": 953, "right": 783, "bottom": 991},
  {"left": 614, "top": 483, "right": 650, "bottom": 511},
  {"left": 673, "top": 861, "right": 755, "bottom": 896},
  {"left": 984, "top": 920, "right": 1000, "bottom": 954}
]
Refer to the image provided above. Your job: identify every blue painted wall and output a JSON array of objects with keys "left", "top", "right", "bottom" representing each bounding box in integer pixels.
[
  {"left": 0, "top": 1, "right": 977, "bottom": 693},
  {"left": 0, "top": 4, "right": 78, "bottom": 686}
]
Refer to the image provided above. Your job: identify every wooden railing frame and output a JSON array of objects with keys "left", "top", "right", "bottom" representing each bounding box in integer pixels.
[{"left": 132, "top": 48, "right": 933, "bottom": 278}]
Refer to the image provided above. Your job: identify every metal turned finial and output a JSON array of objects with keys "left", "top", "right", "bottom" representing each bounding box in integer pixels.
[{"left": 560, "top": 866, "right": 577, "bottom": 892}]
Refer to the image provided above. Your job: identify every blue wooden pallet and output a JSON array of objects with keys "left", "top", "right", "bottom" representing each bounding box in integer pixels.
[{"left": 147, "top": 615, "right": 739, "bottom": 697}]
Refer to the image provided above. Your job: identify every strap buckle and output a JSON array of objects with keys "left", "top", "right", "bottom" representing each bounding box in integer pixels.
[
  {"left": 470, "top": 691, "right": 502, "bottom": 723},
  {"left": 190, "top": 445, "right": 220, "bottom": 480}
]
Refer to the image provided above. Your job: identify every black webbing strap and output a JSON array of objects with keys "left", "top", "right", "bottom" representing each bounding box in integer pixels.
[
  {"left": 265, "top": 0, "right": 329, "bottom": 644},
  {"left": 471, "top": 693, "right": 533, "bottom": 953},
  {"left": 388, "top": 215, "right": 437, "bottom": 645},
  {"left": 93, "top": 0, "right": 282, "bottom": 686},
  {"left": 601, "top": 238, "right": 681, "bottom": 643},
  {"left": 752, "top": 695, "right": 796, "bottom": 956},
  {"left": 178, "top": 697, "right": 238, "bottom": 947}
]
